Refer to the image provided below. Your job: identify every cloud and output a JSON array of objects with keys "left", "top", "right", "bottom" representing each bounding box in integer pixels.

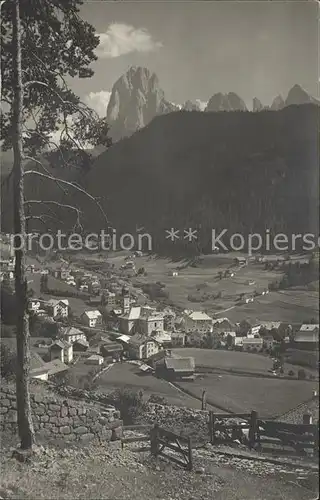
[
  {"left": 96, "top": 23, "right": 163, "bottom": 59},
  {"left": 84, "top": 91, "right": 111, "bottom": 117}
]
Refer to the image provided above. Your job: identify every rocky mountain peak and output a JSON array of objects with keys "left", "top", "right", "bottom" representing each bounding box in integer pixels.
[
  {"left": 106, "top": 66, "right": 178, "bottom": 141},
  {"left": 183, "top": 100, "right": 201, "bottom": 111},
  {"left": 270, "top": 95, "right": 285, "bottom": 111},
  {"left": 253, "top": 97, "right": 264, "bottom": 112},
  {"left": 205, "top": 92, "right": 247, "bottom": 112},
  {"left": 285, "top": 84, "right": 318, "bottom": 106}
]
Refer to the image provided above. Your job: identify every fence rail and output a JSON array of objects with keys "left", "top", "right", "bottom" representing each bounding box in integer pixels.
[
  {"left": 208, "top": 410, "right": 319, "bottom": 458},
  {"left": 151, "top": 425, "right": 193, "bottom": 471}
]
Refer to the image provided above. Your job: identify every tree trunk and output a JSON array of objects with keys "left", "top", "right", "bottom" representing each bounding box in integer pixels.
[{"left": 12, "top": 0, "right": 35, "bottom": 450}]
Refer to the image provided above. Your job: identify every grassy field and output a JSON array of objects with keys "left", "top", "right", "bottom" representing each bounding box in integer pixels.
[
  {"left": 172, "top": 348, "right": 317, "bottom": 377},
  {"left": 96, "top": 362, "right": 210, "bottom": 409},
  {"left": 71, "top": 250, "right": 319, "bottom": 323},
  {"left": 178, "top": 373, "right": 317, "bottom": 418}
]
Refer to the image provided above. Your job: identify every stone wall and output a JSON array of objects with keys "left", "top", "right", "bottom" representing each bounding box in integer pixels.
[{"left": 0, "top": 385, "right": 123, "bottom": 444}]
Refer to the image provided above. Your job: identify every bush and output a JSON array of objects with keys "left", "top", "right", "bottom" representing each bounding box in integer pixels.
[
  {"left": 109, "top": 388, "right": 146, "bottom": 424},
  {"left": 148, "top": 394, "right": 168, "bottom": 405},
  {"left": 288, "top": 370, "right": 295, "bottom": 377},
  {"left": 297, "top": 368, "right": 306, "bottom": 380}
]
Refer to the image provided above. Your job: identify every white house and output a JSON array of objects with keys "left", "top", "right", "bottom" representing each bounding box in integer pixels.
[
  {"left": 151, "top": 331, "right": 172, "bottom": 345},
  {"left": 61, "top": 326, "right": 87, "bottom": 344},
  {"left": 119, "top": 306, "right": 141, "bottom": 334},
  {"left": 45, "top": 299, "right": 69, "bottom": 319},
  {"left": 81, "top": 310, "right": 102, "bottom": 328},
  {"left": 85, "top": 354, "right": 104, "bottom": 365},
  {"left": 49, "top": 340, "right": 73, "bottom": 364},
  {"left": 28, "top": 298, "right": 41, "bottom": 313},
  {"left": 128, "top": 335, "right": 162, "bottom": 360},
  {"left": 183, "top": 310, "right": 213, "bottom": 333},
  {"left": 139, "top": 313, "right": 164, "bottom": 336},
  {"left": 250, "top": 324, "right": 262, "bottom": 336}
]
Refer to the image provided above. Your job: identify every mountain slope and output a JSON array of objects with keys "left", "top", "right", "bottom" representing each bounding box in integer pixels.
[{"left": 79, "top": 104, "right": 318, "bottom": 255}]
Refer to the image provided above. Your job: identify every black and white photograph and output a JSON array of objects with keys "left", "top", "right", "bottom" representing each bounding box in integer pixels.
[{"left": 0, "top": 0, "right": 319, "bottom": 498}]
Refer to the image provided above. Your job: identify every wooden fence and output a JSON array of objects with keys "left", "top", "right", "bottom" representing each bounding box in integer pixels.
[
  {"left": 209, "top": 411, "right": 258, "bottom": 449},
  {"left": 208, "top": 410, "right": 319, "bottom": 458},
  {"left": 150, "top": 424, "right": 193, "bottom": 471},
  {"left": 121, "top": 424, "right": 193, "bottom": 470},
  {"left": 257, "top": 419, "right": 319, "bottom": 457}
]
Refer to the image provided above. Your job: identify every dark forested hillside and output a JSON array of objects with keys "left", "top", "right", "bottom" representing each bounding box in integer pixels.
[
  {"left": 1, "top": 105, "right": 319, "bottom": 256},
  {"left": 83, "top": 104, "right": 319, "bottom": 254}
]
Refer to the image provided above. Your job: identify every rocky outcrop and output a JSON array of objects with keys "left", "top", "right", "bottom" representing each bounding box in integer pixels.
[
  {"left": 0, "top": 386, "right": 122, "bottom": 443},
  {"left": 106, "top": 66, "right": 178, "bottom": 140},
  {"left": 270, "top": 95, "right": 285, "bottom": 111},
  {"left": 205, "top": 92, "right": 247, "bottom": 112},
  {"left": 285, "top": 84, "right": 319, "bottom": 106},
  {"left": 183, "top": 100, "right": 202, "bottom": 111},
  {"left": 252, "top": 97, "right": 264, "bottom": 112}
]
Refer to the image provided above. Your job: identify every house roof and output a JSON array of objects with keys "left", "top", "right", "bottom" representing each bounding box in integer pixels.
[
  {"left": 30, "top": 351, "right": 47, "bottom": 370},
  {"left": 151, "top": 332, "right": 172, "bottom": 342},
  {"left": 101, "top": 343, "right": 123, "bottom": 352},
  {"left": 30, "top": 367, "right": 49, "bottom": 377},
  {"left": 128, "top": 307, "right": 141, "bottom": 320},
  {"left": 47, "top": 298, "right": 69, "bottom": 307},
  {"left": 87, "top": 354, "right": 103, "bottom": 361},
  {"left": 73, "top": 338, "right": 89, "bottom": 348},
  {"left": 83, "top": 310, "right": 102, "bottom": 319},
  {"left": 50, "top": 340, "right": 71, "bottom": 350},
  {"left": 62, "top": 326, "right": 85, "bottom": 337},
  {"left": 164, "top": 357, "right": 195, "bottom": 372},
  {"left": 184, "top": 310, "right": 212, "bottom": 321},
  {"left": 299, "top": 324, "right": 319, "bottom": 332},
  {"left": 260, "top": 322, "right": 282, "bottom": 330},
  {"left": 129, "top": 334, "right": 159, "bottom": 347},
  {"left": 117, "top": 334, "right": 131, "bottom": 343},
  {"left": 243, "top": 337, "right": 263, "bottom": 344},
  {"left": 213, "top": 317, "right": 232, "bottom": 325},
  {"left": 45, "top": 359, "right": 69, "bottom": 375}
]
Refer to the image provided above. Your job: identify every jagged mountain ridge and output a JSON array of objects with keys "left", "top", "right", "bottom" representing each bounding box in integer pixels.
[{"left": 105, "top": 66, "right": 318, "bottom": 138}]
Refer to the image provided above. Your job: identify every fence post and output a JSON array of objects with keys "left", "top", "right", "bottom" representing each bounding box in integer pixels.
[
  {"left": 201, "top": 390, "right": 207, "bottom": 411},
  {"left": 249, "top": 410, "right": 258, "bottom": 449},
  {"left": 303, "top": 413, "right": 312, "bottom": 425},
  {"left": 150, "top": 424, "right": 159, "bottom": 457},
  {"left": 208, "top": 411, "right": 213, "bottom": 444},
  {"left": 187, "top": 436, "right": 193, "bottom": 471}
]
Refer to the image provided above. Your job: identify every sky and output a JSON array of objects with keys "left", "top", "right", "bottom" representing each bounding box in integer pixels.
[{"left": 71, "top": 0, "right": 319, "bottom": 115}]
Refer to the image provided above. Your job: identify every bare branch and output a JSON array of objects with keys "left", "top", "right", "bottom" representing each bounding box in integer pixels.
[
  {"left": 24, "top": 170, "right": 110, "bottom": 226},
  {"left": 22, "top": 154, "right": 69, "bottom": 196},
  {"left": 24, "top": 200, "right": 82, "bottom": 230}
]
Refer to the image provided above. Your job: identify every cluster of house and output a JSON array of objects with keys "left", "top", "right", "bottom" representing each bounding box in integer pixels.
[{"left": 0, "top": 238, "right": 15, "bottom": 282}]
